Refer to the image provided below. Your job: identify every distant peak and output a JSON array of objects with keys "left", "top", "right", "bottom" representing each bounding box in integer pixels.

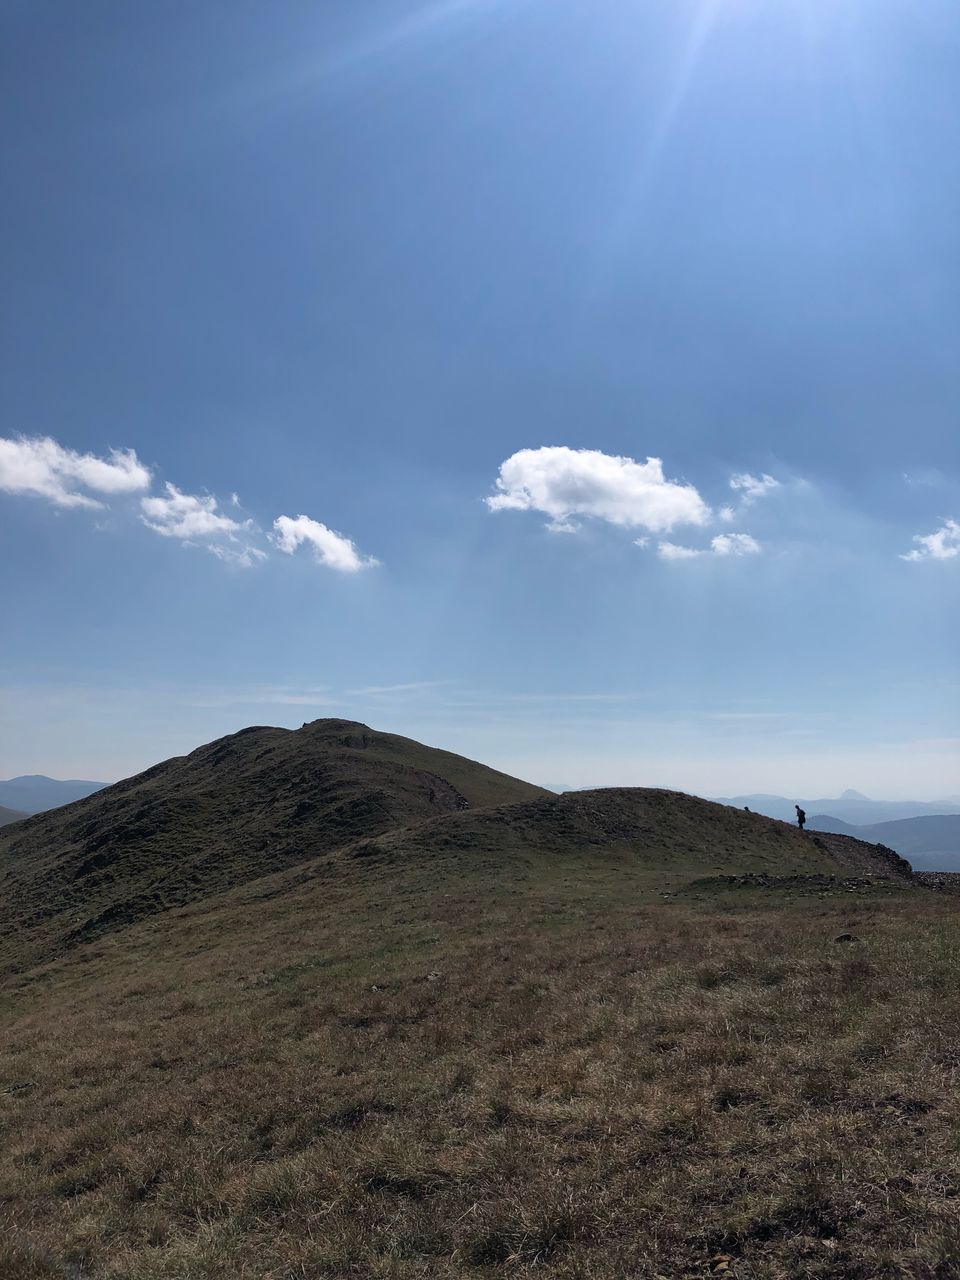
[{"left": 840, "top": 789, "right": 870, "bottom": 800}]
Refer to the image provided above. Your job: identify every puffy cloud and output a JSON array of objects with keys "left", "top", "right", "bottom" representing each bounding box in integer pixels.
[
  {"left": 657, "top": 532, "right": 762, "bottom": 561},
  {"left": 901, "top": 519, "right": 960, "bottom": 562},
  {"left": 729, "top": 472, "right": 780, "bottom": 504},
  {"left": 0, "top": 434, "right": 150, "bottom": 508},
  {"left": 272, "top": 514, "right": 378, "bottom": 573},
  {"left": 711, "top": 533, "right": 761, "bottom": 557},
  {"left": 487, "top": 447, "right": 710, "bottom": 534},
  {"left": 141, "top": 484, "right": 247, "bottom": 540}
]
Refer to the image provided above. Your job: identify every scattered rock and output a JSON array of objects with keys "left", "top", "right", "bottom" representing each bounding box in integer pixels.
[{"left": 833, "top": 933, "right": 859, "bottom": 943}]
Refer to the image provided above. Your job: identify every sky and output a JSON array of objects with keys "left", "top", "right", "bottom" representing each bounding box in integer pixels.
[{"left": 1, "top": 0, "right": 958, "bottom": 797}]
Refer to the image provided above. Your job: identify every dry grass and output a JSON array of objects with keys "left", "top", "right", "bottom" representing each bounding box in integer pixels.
[{"left": 3, "top": 861, "right": 960, "bottom": 1278}]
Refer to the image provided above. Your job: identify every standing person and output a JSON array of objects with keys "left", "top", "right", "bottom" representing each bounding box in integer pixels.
[{"left": 795, "top": 804, "right": 806, "bottom": 830}]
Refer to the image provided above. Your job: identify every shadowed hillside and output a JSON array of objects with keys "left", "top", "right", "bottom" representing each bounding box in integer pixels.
[
  {"left": 0, "top": 719, "right": 548, "bottom": 975},
  {"left": 0, "top": 804, "right": 26, "bottom": 827}
]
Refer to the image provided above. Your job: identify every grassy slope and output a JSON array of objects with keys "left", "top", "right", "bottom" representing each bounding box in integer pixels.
[
  {"left": 0, "top": 805, "right": 27, "bottom": 827},
  {"left": 0, "top": 729, "right": 939, "bottom": 1278},
  {"left": 0, "top": 840, "right": 954, "bottom": 1280},
  {"left": 0, "top": 720, "right": 548, "bottom": 975},
  {"left": 342, "top": 788, "right": 913, "bottom": 884}
]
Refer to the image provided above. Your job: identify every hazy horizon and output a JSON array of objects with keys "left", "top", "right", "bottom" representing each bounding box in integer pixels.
[{"left": 2, "top": 691, "right": 957, "bottom": 802}]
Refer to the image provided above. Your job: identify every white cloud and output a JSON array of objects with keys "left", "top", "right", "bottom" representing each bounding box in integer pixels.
[
  {"left": 729, "top": 472, "right": 780, "bottom": 504},
  {"left": 208, "top": 544, "right": 268, "bottom": 568},
  {"left": 487, "top": 447, "right": 710, "bottom": 534},
  {"left": 0, "top": 434, "right": 151, "bottom": 508},
  {"left": 272, "top": 514, "right": 378, "bottom": 572},
  {"left": 141, "top": 484, "right": 247, "bottom": 540},
  {"left": 901, "top": 519, "right": 960, "bottom": 562},
  {"left": 658, "top": 532, "right": 762, "bottom": 561},
  {"left": 140, "top": 484, "right": 265, "bottom": 567},
  {"left": 711, "top": 532, "right": 761, "bottom": 557},
  {"left": 718, "top": 505, "right": 735, "bottom": 523},
  {"left": 658, "top": 541, "right": 703, "bottom": 560}
]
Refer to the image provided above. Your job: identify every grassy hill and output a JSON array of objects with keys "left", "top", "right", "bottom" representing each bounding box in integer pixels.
[
  {"left": 0, "top": 724, "right": 911, "bottom": 979},
  {"left": 0, "top": 719, "right": 549, "bottom": 975},
  {"left": 3, "top": 722, "right": 953, "bottom": 1280},
  {"left": 0, "top": 804, "right": 26, "bottom": 827}
]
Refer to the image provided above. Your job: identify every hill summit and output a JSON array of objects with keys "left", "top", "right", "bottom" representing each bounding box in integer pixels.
[{"left": 0, "top": 720, "right": 547, "bottom": 973}]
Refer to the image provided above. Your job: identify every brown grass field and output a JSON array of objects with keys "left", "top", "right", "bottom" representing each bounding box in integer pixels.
[{"left": 4, "top": 844, "right": 960, "bottom": 1279}]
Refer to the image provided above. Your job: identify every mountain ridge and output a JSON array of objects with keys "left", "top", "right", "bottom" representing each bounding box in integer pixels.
[
  {"left": 0, "top": 774, "right": 106, "bottom": 815},
  {"left": 0, "top": 720, "right": 915, "bottom": 979},
  {"left": 808, "top": 812, "right": 960, "bottom": 871},
  {"left": 714, "top": 791, "right": 960, "bottom": 825}
]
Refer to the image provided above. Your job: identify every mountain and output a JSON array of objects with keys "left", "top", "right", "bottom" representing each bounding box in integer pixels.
[
  {"left": 0, "top": 774, "right": 106, "bottom": 815},
  {"left": 0, "top": 719, "right": 912, "bottom": 978},
  {"left": 0, "top": 721, "right": 934, "bottom": 1279},
  {"left": 714, "top": 790, "right": 960, "bottom": 825},
  {"left": 808, "top": 813, "right": 960, "bottom": 871},
  {"left": 0, "top": 804, "right": 27, "bottom": 827},
  {"left": 0, "top": 719, "right": 549, "bottom": 973}
]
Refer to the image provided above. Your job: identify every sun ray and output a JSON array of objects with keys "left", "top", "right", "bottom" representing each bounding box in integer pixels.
[
  {"left": 597, "top": 0, "right": 724, "bottom": 272},
  {"left": 327, "top": 0, "right": 518, "bottom": 73}
]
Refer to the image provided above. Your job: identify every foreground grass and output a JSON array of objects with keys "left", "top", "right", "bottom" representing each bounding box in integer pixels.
[{"left": 3, "top": 867, "right": 960, "bottom": 1278}]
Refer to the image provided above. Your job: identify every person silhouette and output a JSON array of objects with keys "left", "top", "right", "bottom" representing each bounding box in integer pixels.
[{"left": 795, "top": 805, "right": 806, "bottom": 830}]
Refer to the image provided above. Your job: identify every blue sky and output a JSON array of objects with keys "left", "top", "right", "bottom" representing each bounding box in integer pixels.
[{"left": 1, "top": 0, "right": 958, "bottom": 796}]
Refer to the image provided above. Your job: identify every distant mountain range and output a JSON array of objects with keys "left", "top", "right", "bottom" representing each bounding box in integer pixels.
[
  {"left": 713, "top": 789, "right": 960, "bottom": 826},
  {"left": 807, "top": 813, "right": 960, "bottom": 872},
  {"left": 0, "top": 775, "right": 106, "bottom": 816}
]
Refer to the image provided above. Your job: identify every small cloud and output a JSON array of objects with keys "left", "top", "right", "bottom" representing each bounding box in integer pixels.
[
  {"left": 901, "top": 518, "right": 960, "bottom": 562},
  {"left": 141, "top": 484, "right": 264, "bottom": 567},
  {"left": 729, "top": 472, "right": 780, "bottom": 505},
  {"left": 345, "top": 681, "right": 447, "bottom": 696},
  {"left": 711, "top": 533, "right": 761, "bottom": 557},
  {"left": 659, "top": 532, "right": 762, "bottom": 561},
  {"left": 208, "top": 544, "right": 268, "bottom": 568},
  {"left": 0, "top": 434, "right": 151, "bottom": 509},
  {"left": 634, "top": 536, "right": 650, "bottom": 549},
  {"left": 487, "top": 446, "right": 710, "bottom": 534},
  {"left": 272, "top": 514, "right": 378, "bottom": 572},
  {"left": 718, "top": 505, "right": 735, "bottom": 523},
  {"left": 141, "top": 484, "right": 248, "bottom": 540},
  {"left": 658, "top": 541, "right": 703, "bottom": 560}
]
